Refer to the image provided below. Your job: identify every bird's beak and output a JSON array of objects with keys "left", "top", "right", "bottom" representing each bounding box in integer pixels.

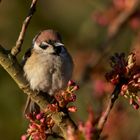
[
  {"left": 52, "top": 42, "right": 64, "bottom": 55},
  {"left": 54, "top": 42, "right": 64, "bottom": 47}
]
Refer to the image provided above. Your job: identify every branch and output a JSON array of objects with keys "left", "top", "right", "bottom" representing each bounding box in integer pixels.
[
  {"left": 96, "top": 84, "right": 122, "bottom": 139},
  {"left": 0, "top": 45, "right": 77, "bottom": 139},
  {"left": 11, "top": 0, "right": 38, "bottom": 56}
]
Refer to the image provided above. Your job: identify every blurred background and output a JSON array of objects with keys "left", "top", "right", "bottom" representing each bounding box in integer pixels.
[{"left": 0, "top": 0, "right": 140, "bottom": 139}]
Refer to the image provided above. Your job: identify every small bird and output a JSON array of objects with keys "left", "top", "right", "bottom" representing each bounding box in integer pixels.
[{"left": 23, "top": 29, "right": 73, "bottom": 114}]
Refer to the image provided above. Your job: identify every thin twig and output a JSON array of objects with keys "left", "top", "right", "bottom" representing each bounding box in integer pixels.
[
  {"left": 11, "top": 0, "right": 38, "bottom": 56},
  {"left": 96, "top": 83, "right": 122, "bottom": 139}
]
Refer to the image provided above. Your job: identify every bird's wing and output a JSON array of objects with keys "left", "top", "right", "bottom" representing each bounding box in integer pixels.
[{"left": 21, "top": 47, "right": 32, "bottom": 66}]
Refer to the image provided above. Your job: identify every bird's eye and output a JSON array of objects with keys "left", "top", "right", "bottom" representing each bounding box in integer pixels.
[{"left": 39, "top": 42, "right": 49, "bottom": 49}]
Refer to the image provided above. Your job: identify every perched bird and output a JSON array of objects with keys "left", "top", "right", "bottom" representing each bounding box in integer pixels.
[{"left": 23, "top": 29, "right": 73, "bottom": 114}]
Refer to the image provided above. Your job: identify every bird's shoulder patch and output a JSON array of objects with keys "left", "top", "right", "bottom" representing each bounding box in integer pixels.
[{"left": 22, "top": 47, "right": 33, "bottom": 66}]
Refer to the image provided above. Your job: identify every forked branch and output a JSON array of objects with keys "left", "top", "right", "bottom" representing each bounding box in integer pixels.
[{"left": 11, "top": 0, "right": 38, "bottom": 56}]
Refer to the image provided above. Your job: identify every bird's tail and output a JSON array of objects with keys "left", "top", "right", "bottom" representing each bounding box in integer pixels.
[{"left": 24, "top": 96, "right": 40, "bottom": 115}]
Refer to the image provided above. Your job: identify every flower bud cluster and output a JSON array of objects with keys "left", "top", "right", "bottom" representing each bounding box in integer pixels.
[
  {"left": 106, "top": 53, "right": 140, "bottom": 109},
  {"left": 21, "top": 112, "right": 54, "bottom": 140},
  {"left": 54, "top": 80, "right": 79, "bottom": 112},
  {"left": 22, "top": 80, "right": 79, "bottom": 140}
]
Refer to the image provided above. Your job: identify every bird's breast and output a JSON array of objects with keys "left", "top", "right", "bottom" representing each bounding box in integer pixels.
[{"left": 23, "top": 52, "right": 73, "bottom": 95}]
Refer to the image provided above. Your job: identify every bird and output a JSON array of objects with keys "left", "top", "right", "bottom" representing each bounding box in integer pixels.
[{"left": 23, "top": 29, "right": 73, "bottom": 114}]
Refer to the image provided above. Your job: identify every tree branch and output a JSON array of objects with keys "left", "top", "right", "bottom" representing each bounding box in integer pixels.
[
  {"left": 11, "top": 0, "right": 38, "bottom": 56},
  {"left": 0, "top": 45, "right": 77, "bottom": 139},
  {"left": 95, "top": 84, "right": 122, "bottom": 139}
]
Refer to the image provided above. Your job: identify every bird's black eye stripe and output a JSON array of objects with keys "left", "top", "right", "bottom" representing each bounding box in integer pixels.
[
  {"left": 47, "top": 40, "right": 55, "bottom": 46},
  {"left": 39, "top": 42, "right": 49, "bottom": 49}
]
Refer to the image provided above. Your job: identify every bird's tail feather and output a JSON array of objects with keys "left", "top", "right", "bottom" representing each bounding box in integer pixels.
[
  {"left": 24, "top": 92, "right": 55, "bottom": 115},
  {"left": 24, "top": 96, "right": 40, "bottom": 114}
]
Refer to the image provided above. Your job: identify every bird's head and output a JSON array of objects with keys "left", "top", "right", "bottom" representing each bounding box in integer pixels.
[{"left": 33, "top": 29, "right": 66, "bottom": 55}]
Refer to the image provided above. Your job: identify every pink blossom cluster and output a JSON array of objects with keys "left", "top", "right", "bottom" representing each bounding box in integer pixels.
[
  {"left": 106, "top": 52, "right": 140, "bottom": 109},
  {"left": 54, "top": 80, "right": 79, "bottom": 112},
  {"left": 21, "top": 112, "right": 54, "bottom": 140},
  {"left": 22, "top": 80, "right": 79, "bottom": 140}
]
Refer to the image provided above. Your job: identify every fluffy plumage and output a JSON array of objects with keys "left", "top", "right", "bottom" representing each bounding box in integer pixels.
[{"left": 23, "top": 29, "right": 73, "bottom": 113}]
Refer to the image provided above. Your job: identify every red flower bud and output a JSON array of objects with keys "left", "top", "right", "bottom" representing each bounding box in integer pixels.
[
  {"left": 40, "top": 118, "right": 45, "bottom": 123},
  {"left": 68, "top": 106, "right": 77, "bottom": 112},
  {"left": 30, "top": 124, "right": 38, "bottom": 129},
  {"left": 68, "top": 94, "right": 76, "bottom": 102},
  {"left": 129, "top": 97, "right": 133, "bottom": 105},
  {"left": 136, "top": 97, "right": 140, "bottom": 103},
  {"left": 73, "top": 85, "right": 79, "bottom": 91},
  {"left": 68, "top": 80, "right": 75, "bottom": 86},
  {"left": 36, "top": 113, "right": 43, "bottom": 120},
  {"left": 133, "top": 103, "right": 139, "bottom": 110},
  {"left": 21, "top": 135, "right": 27, "bottom": 140}
]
